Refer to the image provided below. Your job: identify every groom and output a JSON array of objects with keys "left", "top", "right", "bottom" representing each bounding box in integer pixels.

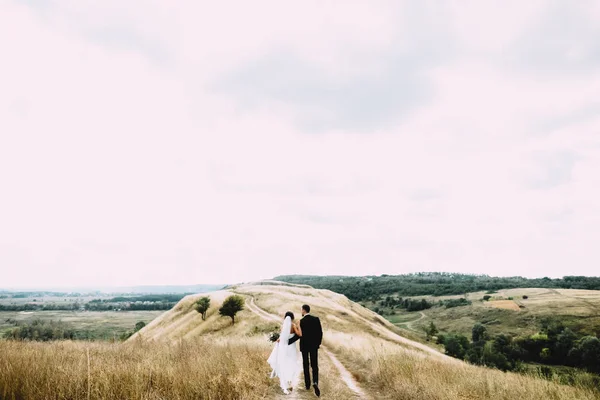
[{"left": 288, "top": 304, "right": 323, "bottom": 397}]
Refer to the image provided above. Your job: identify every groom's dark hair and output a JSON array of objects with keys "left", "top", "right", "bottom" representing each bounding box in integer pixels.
[
  {"left": 285, "top": 311, "right": 295, "bottom": 320},
  {"left": 302, "top": 304, "right": 310, "bottom": 313}
]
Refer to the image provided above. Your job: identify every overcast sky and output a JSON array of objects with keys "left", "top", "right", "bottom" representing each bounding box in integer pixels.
[{"left": 1, "top": 1, "right": 600, "bottom": 288}]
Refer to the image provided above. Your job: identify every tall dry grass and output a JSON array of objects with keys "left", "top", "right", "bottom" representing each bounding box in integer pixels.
[
  {"left": 325, "top": 334, "right": 599, "bottom": 400},
  {"left": 0, "top": 337, "right": 277, "bottom": 400}
]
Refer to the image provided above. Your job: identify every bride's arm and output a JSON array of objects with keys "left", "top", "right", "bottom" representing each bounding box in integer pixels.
[{"left": 293, "top": 322, "right": 302, "bottom": 337}]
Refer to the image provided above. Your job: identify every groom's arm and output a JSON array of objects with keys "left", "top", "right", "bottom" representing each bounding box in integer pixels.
[{"left": 288, "top": 335, "right": 300, "bottom": 345}]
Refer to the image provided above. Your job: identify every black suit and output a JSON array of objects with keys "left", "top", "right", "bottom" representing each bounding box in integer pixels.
[{"left": 289, "top": 314, "right": 322, "bottom": 388}]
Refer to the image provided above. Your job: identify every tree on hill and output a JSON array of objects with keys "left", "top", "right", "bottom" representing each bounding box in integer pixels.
[
  {"left": 219, "top": 295, "right": 244, "bottom": 325},
  {"left": 195, "top": 296, "right": 211, "bottom": 320}
]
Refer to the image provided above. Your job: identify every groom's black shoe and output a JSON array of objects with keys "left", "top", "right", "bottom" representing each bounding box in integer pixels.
[{"left": 313, "top": 383, "right": 320, "bottom": 397}]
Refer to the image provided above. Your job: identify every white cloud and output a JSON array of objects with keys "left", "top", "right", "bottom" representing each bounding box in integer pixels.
[{"left": 1, "top": 1, "right": 599, "bottom": 288}]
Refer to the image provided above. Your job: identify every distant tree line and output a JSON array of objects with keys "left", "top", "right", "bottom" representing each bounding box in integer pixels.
[
  {"left": 96, "top": 294, "right": 187, "bottom": 303},
  {"left": 438, "top": 320, "right": 600, "bottom": 376},
  {"left": 84, "top": 302, "right": 176, "bottom": 311},
  {"left": 275, "top": 273, "right": 600, "bottom": 301},
  {"left": 0, "top": 294, "right": 186, "bottom": 312},
  {"left": 1, "top": 292, "right": 81, "bottom": 298},
  {"left": 0, "top": 303, "right": 82, "bottom": 311},
  {"left": 0, "top": 301, "right": 176, "bottom": 312},
  {"left": 377, "top": 296, "right": 433, "bottom": 312}
]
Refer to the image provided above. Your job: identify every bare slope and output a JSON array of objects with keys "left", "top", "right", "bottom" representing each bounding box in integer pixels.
[{"left": 131, "top": 282, "right": 598, "bottom": 400}]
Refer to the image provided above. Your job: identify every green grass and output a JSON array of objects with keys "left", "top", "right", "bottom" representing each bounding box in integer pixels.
[{"left": 385, "top": 313, "right": 423, "bottom": 324}]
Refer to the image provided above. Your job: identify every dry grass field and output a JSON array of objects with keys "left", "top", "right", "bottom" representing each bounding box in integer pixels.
[
  {"left": 0, "top": 337, "right": 276, "bottom": 399},
  {"left": 484, "top": 299, "right": 521, "bottom": 311},
  {"left": 1, "top": 283, "right": 598, "bottom": 400}
]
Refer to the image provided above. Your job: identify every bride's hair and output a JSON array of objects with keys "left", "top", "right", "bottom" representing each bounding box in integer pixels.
[{"left": 284, "top": 311, "right": 294, "bottom": 320}]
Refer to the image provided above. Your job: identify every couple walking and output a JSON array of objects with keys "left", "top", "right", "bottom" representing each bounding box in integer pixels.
[{"left": 267, "top": 304, "right": 323, "bottom": 396}]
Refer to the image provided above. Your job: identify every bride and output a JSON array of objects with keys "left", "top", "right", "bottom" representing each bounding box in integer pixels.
[{"left": 268, "top": 311, "right": 302, "bottom": 394}]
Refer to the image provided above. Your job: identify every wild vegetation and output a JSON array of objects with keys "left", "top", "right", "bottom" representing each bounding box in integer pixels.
[
  {"left": 437, "top": 321, "right": 600, "bottom": 376},
  {"left": 2, "top": 319, "right": 148, "bottom": 341}
]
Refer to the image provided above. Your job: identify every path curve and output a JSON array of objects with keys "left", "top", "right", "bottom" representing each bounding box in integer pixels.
[
  {"left": 405, "top": 311, "right": 426, "bottom": 331},
  {"left": 347, "top": 307, "right": 459, "bottom": 363},
  {"left": 245, "top": 297, "right": 369, "bottom": 399}
]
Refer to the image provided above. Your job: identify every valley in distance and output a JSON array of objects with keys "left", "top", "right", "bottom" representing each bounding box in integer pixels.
[{"left": 1, "top": 272, "right": 599, "bottom": 399}]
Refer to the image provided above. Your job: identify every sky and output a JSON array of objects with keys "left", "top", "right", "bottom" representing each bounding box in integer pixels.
[{"left": 1, "top": 1, "right": 600, "bottom": 288}]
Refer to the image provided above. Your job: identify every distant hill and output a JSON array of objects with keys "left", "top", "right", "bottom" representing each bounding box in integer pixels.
[
  {"left": 274, "top": 273, "right": 600, "bottom": 301},
  {"left": 0, "top": 284, "right": 225, "bottom": 294},
  {"left": 112, "top": 284, "right": 225, "bottom": 294}
]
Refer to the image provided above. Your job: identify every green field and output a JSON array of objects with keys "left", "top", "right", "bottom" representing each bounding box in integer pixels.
[{"left": 0, "top": 310, "right": 163, "bottom": 340}]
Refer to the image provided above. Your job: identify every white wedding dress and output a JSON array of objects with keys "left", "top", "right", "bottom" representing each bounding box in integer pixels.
[{"left": 267, "top": 316, "right": 302, "bottom": 393}]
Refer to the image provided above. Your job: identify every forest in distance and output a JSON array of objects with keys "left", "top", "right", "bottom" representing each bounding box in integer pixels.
[{"left": 275, "top": 273, "right": 600, "bottom": 301}]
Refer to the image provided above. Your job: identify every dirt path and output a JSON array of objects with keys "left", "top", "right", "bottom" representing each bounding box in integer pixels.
[
  {"left": 245, "top": 297, "right": 369, "bottom": 399},
  {"left": 405, "top": 311, "right": 426, "bottom": 331}
]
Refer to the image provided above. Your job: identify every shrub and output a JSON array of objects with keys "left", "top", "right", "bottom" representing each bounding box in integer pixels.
[
  {"left": 134, "top": 322, "right": 146, "bottom": 332},
  {"left": 441, "top": 298, "right": 472, "bottom": 309},
  {"left": 219, "top": 295, "right": 244, "bottom": 325}
]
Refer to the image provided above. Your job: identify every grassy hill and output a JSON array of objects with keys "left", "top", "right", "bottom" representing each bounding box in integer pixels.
[
  {"left": 1, "top": 282, "right": 598, "bottom": 399},
  {"left": 389, "top": 288, "right": 600, "bottom": 339}
]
